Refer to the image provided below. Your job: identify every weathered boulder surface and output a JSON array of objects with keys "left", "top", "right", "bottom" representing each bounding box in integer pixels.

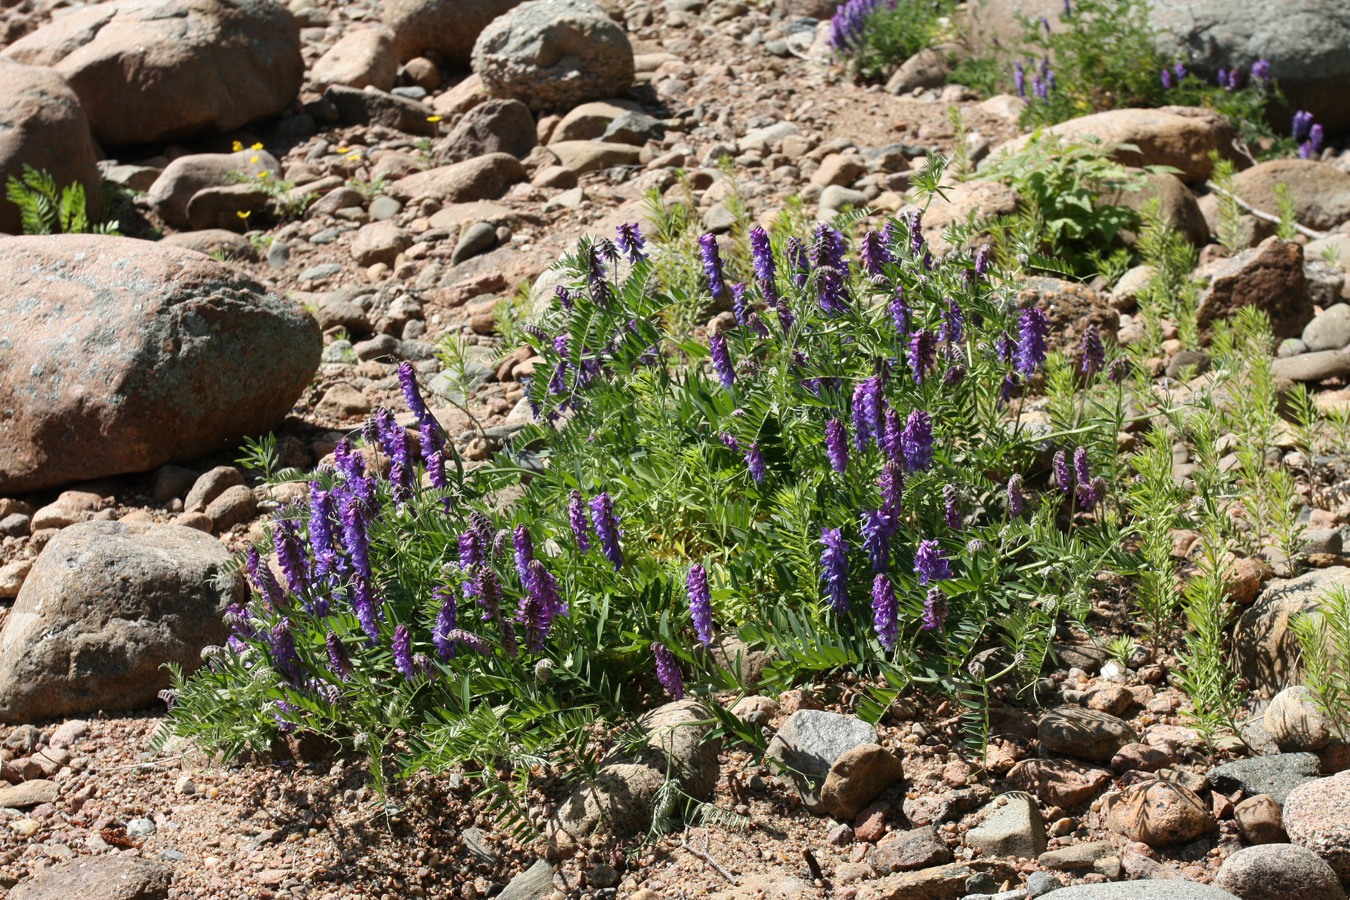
[
  {"left": 0, "top": 235, "right": 321, "bottom": 493},
  {"left": 0, "top": 60, "right": 103, "bottom": 236},
  {"left": 0, "top": 521, "right": 240, "bottom": 723},
  {"left": 383, "top": 0, "right": 523, "bottom": 66},
  {"left": 2, "top": 0, "right": 303, "bottom": 147}
]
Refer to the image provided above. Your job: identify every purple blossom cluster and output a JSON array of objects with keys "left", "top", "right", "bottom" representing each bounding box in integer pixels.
[
  {"left": 1293, "top": 111, "right": 1324, "bottom": 159},
  {"left": 828, "top": 0, "right": 897, "bottom": 51}
]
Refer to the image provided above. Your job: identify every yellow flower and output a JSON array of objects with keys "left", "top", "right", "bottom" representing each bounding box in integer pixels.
[
  {"left": 257, "top": 170, "right": 270, "bottom": 180},
  {"left": 427, "top": 115, "right": 442, "bottom": 123},
  {"left": 231, "top": 140, "right": 243, "bottom": 152},
  {"left": 251, "top": 142, "right": 264, "bottom": 151},
  {"left": 336, "top": 145, "right": 349, "bottom": 153},
  {"left": 250, "top": 155, "right": 259, "bottom": 164},
  {"left": 346, "top": 152, "right": 361, "bottom": 161},
  {"left": 236, "top": 210, "right": 251, "bottom": 220}
]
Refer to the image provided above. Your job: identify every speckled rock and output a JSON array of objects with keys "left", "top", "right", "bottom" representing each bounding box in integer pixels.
[
  {"left": 1285, "top": 771, "right": 1350, "bottom": 879},
  {"left": 1106, "top": 778, "right": 1215, "bottom": 847},
  {"left": 1, "top": 0, "right": 303, "bottom": 147},
  {"left": 1265, "top": 686, "right": 1333, "bottom": 752},
  {"left": 1214, "top": 843, "right": 1345, "bottom": 900},
  {"left": 1210, "top": 753, "right": 1321, "bottom": 805},
  {"left": 1197, "top": 237, "right": 1310, "bottom": 340},
  {"left": 1036, "top": 883, "right": 1239, "bottom": 900},
  {"left": 0, "top": 235, "right": 321, "bottom": 493},
  {"left": 471, "top": 0, "right": 634, "bottom": 113},
  {"left": 1235, "top": 567, "right": 1350, "bottom": 696},
  {"left": 8, "top": 856, "right": 172, "bottom": 900},
  {"left": 0, "top": 521, "right": 240, "bottom": 722},
  {"left": 383, "top": 0, "right": 523, "bottom": 67}
]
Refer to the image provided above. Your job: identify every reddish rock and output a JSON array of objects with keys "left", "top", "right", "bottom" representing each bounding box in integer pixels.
[
  {"left": 1008, "top": 758, "right": 1114, "bottom": 807},
  {"left": 1197, "top": 237, "right": 1310, "bottom": 341},
  {"left": 1111, "top": 743, "right": 1172, "bottom": 773},
  {"left": 1106, "top": 778, "right": 1216, "bottom": 847}
]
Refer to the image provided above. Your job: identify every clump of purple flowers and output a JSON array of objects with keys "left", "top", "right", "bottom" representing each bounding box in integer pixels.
[
  {"left": 688, "top": 564, "right": 713, "bottom": 646},
  {"left": 709, "top": 331, "right": 735, "bottom": 390},
  {"left": 1293, "top": 111, "right": 1323, "bottom": 159},
  {"left": 900, "top": 410, "right": 933, "bottom": 472},
  {"left": 653, "top": 642, "right": 684, "bottom": 700},
  {"left": 821, "top": 527, "right": 850, "bottom": 612},
  {"left": 914, "top": 539, "right": 951, "bottom": 585},
  {"left": 589, "top": 492, "right": 624, "bottom": 570},
  {"left": 871, "top": 575, "right": 898, "bottom": 651},
  {"left": 1015, "top": 307, "right": 1050, "bottom": 375},
  {"left": 699, "top": 233, "right": 726, "bottom": 300},
  {"left": 829, "top": 0, "right": 897, "bottom": 51},
  {"left": 825, "top": 419, "right": 849, "bottom": 474}
]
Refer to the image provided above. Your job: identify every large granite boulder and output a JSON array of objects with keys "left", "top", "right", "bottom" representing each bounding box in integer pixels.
[{"left": 382, "top": 0, "right": 524, "bottom": 66}]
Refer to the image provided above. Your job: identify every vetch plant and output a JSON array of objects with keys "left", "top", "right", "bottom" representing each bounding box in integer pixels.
[{"left": 829, "top": 0, "right": 957, "bottom": 82}]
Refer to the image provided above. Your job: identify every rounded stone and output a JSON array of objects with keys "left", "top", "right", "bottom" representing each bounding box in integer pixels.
[
  {"left": 382, "top": 0, "right": 523, "bottom": 67},
  {"left": 1214, "top": 843, "right": 1345, "bottom": 900},
  {"left": 1285, "top": 771, "right": 1350, "bottom": 879},
  {"left": 1038, "top": 706, "right": 1138, "bottom": 763},
  {"left": 1107, "top": 778, "right": 1215, "bottom": 847},
  {"left": 1265, "top": 686, "right": 1333, "bottom": 752}
]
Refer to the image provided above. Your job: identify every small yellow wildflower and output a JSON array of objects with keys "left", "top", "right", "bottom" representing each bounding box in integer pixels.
[
  {"left": 231, "top": 140, "right": 244, "bottom": 152},
  {"left": 251, "top": 142, "right": 264, "bottom": 151},
  {"left": 427, "top": 115, "right": 442, "bottom": 123},
  {"left": 250, "top": 155, "right": 260, "bottom": 164},
  {"left": 257, "top": 170, "right": 270, "bottom": 180},
  {"left": 346, "top": 152, "right": 361, "bottom": 161},
  {"left": 336, "top": 145, "right": 349, "bottom": 154},
  {"left": 236, "top": 210, "right": 251, "bottom": 220}
]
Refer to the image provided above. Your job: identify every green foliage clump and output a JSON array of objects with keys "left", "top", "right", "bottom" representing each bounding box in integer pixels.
[
  {"left": 828, "top": 0, "right": 958, "bottom": 82},
  {"left": 5, "top": 165, "right": 119, "bottom": 236}
]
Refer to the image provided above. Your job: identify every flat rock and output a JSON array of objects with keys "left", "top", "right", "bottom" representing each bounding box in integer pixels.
[
  {"left": 0, "top": 235, "right": 320, "bottom": 493},
  {"left": 0, "top": 779, "right": 58, "bottom": 808},
  {"left": 1007, "top": 758, "right": 1113, "bottom": 807},
  {"left": 0, "top": 521, "right": 239, "bottom": 722},
  {"left": 311, "top": 27, "right": 397, "bottom": 91},
  {"left": 498, "top": 859, "right": 554, "bottom": 900},
  {"left": 855, "top": 860, "right": 1018, "bottom": 900},
  {"left": 1209, "top": 753, "right": 1320, "bottom": 805},
  {"left": 966, "top": 793, "right": 1046, "bottom": 859},
  {"left": 387, "top": 153, "right": 526, "bottom": 203},
  {"left": 439, "top": 99, "right": 537, "bottom": 164},
  {"left": 816, "top": 742, "right": 905, "bottom": 821},
  {"left": 1273, "top": 349, "right": 1350, "bottom": 384},
  {"left": 1303, "top": 304, "right": 1350, "bottom": 353},
  {"left": 1035, "top": 884, "right": 1239, "bottom": 900},
  {"left": 146, "top": 149, "right": 282, "bottom": 229},
  {"left": 867, "top": 825, "right": 951, "bottom": 874},
  {"left": 1037, "top": 707, "right": 1137, "bottom": 763},
  {"left": 8, "top": 855, "right": 172, "bottom": 900},
  {"left": 767, "top": 710, "right": 876, "bottom": 785},
  {"left": 548, "top": 140, "right": 642, "bottom": 174}
]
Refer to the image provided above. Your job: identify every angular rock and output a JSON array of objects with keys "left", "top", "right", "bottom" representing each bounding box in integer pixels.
[
  {"left": 471, "top": 0, "right": 635, "bottom": 114},
  {"left": 386, "top": 153, "right": 526, "bottom": 204},
  {"left": 351, "top": 220, "right": 413, "bottom": 267},
  {"left": 885, "top": 47, "right": 950, "bottom": 94},
  {"left": 1209, "top": 753, "right": 1321, "bottom": 805},
  {"left": 1235, "top": 567, "right": 1350, "bottom": 696},
  {"left": 146, "top": 149, "right": 283, "bottom": 230},
  {"left": 383, "top": 0, "right": 523, "bottom": 67},
  {"left": 185, "top": 184, "right": 271, "bottom": 232},
  {"left": 0, "top": 235, "right": 321, "bottom": 493},
  {"left": 327, "top": 85, "right": 436, "bottom": 135},
  {"left": 310, "top": 27, "right": 398, "bottom": 92},
  {"left": 854, "top": 860, "right": 1018, "bottom": 900},
  {"left": 1038, "top": 840, "right": 1114, "bottom": 872},
  {"left": 497, "top": 859, "right": 554, "bottom": 900},
  {"left": 0, "top": 60, "right": 103, "bottom": 236},
  {"left": 1037, "top": 707, "right": 1137, "bottom": 763},
  {"left": 817, "top": 743, "right": 905, "bottom": 821},
  {"left": 0, "top": 779, "right": 58, "bottom": 808},
  {"left": 551, "top": 99, "right": 644, "bottom": 143},
  {"left": 966, "top": 793, "right": 1047, "bottom": 859},
  {"left": 203, "top": 484, "right": 256, "bottom": 530},
  {"left": 1007, "top": 758, "right": 1113, "bottom": 807},
  {"left": 867, "top": 826, "right": 951, "bottom": 874},
  {"left": 1106, "top": 778, "right": 1215, "bottom": 847},
  {"left": 766, "top": 710, "right": 876, "bottom": 789},
  {"left": 547, "top": 140, "right": 642, "bottom": 174},
  {"left": 2, "top": 0, "right": 303, "bottom": 147},
  {"left": 8, "top": 856, "right": 172, "bottom": 900},
  {"left": 439, "top": 99, "right": 537, "bottom": 164},
  {"left": 1036, "top": 884, "right": 1239, "bottom": 900},
  {"left": 1214, "top": 842, "right": 1345, "bottom": 900},
  {"left": 1285, "top": 771, "right": 1350, "bottom": 879},
  {"left": 0, "top": 521, "right": 239, "bottom": 722},
  {"left": 1265, "top": 685, "right": 1333, "bottom": 752},
  {"left": 1197, "top": 238, "right": 1310, "bottom": 340},
  {"left": 1014, "top": 277, "right": 1119, "bottom": 355}
]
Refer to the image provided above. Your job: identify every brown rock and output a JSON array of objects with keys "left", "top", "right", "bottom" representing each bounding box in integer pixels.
[
  {"left": 1111, "top": 742, "right": 1172, "bottom": 773},
  {"left": 432, "top": 73, "right": 490, "bottom": 118},
  {"left": 439, "top": 99, "right": 537, "bottom": 164},
  {"left": 1234, "top": 793, "right": 1287, "bottom": 844},
  {"left": 551, "top": 99, "right": 644, "bottom": 144},
  {"left": 1106, "top": 169, "right": 1210, "bottom": 246},
  {"left": 1235, "top": 567, "right": 1350, "bottom": 697},
  {"left": 817, "top": 743, "right": 905, "bottom": 821},
  {"left": 1285, "top": 771, "right": 1350, "bottom": 879},
  {"left": 146, "top": 149, "right": 282, "bottom": 230},
  {"left": 351, "top": 220, "right": 412, "bottom": 267},
  {"left": 383, "top": 0, "right": 523, "bottom": 67},
  {"left": 1014, "top": 277, "right": 1119, "bottom": 355},
  {"left": 548, "top": 141, "right": 642, "bottom": 174},
  {"left": 867, "top": 825, "right": 951, "bottom": 874},
  {"left": 855, "top": 860, "right": 1017, "bottom": 900},
  {"left": 1197, "top": 237, "right": 1310, "bottom": 340},
  {"left": 1266, "top": 685, "right": 1333, "bottom": 752},
  {"left": 185, "top": 184, "right": 271, "bottom": 232},
  {"left": 1107, "top": 778, "right": 1216, "bottom": 847},
  {"left": 1230, "top": 159, "right": 1350, "bottom": 233},
  {"left": 1038, "top": 706, "right": 1138, "bottom": 763},
  {"left": 1086, "top": 683, "right": 1134, "bottom": 716},
  {"left": 8, "top": 855, "right": 171, "bottom": 900},
  {"left": 310, "top": 27, "right": 397, "bottom": 91},
  {"left": 0, "top": 60, "right": 102, "bottom": 236},
  {"left": 1007, "top": 758, "right": 1113, "bottom": 807},
  {"left": 203, "top": 484, "right": 256, "bottom": 531},
  {"left": 917, "top": 180, "right": 1019, "bottom": 253},
  {"left": 386, "top": 153, "right": 526, "bottom": 204},
  {"left": 2, "top": 0, "right": 303, "bottom": 147},
  {"left": 0, "top": 779, "right": 58, "bottom": 808},
  {"left": 0, "top": 235, "right": 321, "bottom": 493},
  {"left": 811, "top": 153, "right": 867, "bottom": 188}
]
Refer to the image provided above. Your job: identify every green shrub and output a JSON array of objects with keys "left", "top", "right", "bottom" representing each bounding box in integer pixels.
[
  {"left": 4, "top": 165, "right": 119, "bottom": 235},
  {"left": 165, "top": 177, "right": 1141, "bottom": 819},
  {"left": 829, "top": 0, "right": 958, "bottom": 82}
]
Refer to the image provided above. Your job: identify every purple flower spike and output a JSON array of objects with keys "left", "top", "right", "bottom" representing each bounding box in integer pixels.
[
  {"left": 719, "top": 432, "right": 741, "bottom": 452},
  {"left": 731, "top": 282, "right": 750, "bottom": 327},
  {"left": 909, "top": 329, "right": 936, "bottom": 383},
  {"left": 1080, "top": 323, "right": 1104, "bottom": 377},
  {"left": 267, "top": 618, "right": 302, "bottom": 683},
  {"left": 1015, "top": 307, "right": 1050, "bottom": 375},
  {"left": 517, "top": 559, "right": 565, "bottom": 652},
  {"left": 710, "top": 331, "right": 735, "bottom": 390},
  {"left": 861, "top": 509, "right": 891, "bottom": 574},
  {"left": 1301, "top": 123, "right": 1324, "bottom": 159},
  {"left": 1160, "top": 68, "right": 1173, "bottom": 89},
  {"left": 943, "top": 299, "right": 965, "bottom": 345},
  {"left": 825, "top": 419, "right": 849, "bottom": 474},
  {"left": 872, "top": 575, "right": 899, "bottom": 652},
  {"left": 350, "top": 575, "right": 382, "bottom": 645},
  {"left": 880, "top": 461, "right": 903, "bottom": 522},
  {"left": 433, "top": 586, "right": 458, "bottom": 660},
  {"left": 921, "top": 587, "right": 948, "bottom": 632},
  {"left": 1174, "top": 62, "right": 1186, "bottom": 80},
  {"left": 399, "top": 361, "right": 442, "bottom": 447},
  {"left": 852, "top": 377, "right": 883, "bottom": 451},
  {"left": 900, "top": 410, "right": 933, "bottom": 472},
  {"left": 750, "top": 226, "right": 778, "bottom": 304},
  {"left": 699, "top": 233, "right": 726, "bottom": 300},
  {"left": 860, "top": 229, "right": 892, "bottom": 275},
  {"left": 589, "top": 492, "right": 624, "bottom": 570},
  {"left": 1015, "top": 60, "right": 1027, "bottom": 98},
  {"left": 615, "top": 222, "right": 646, "bottom": 263},
  {"left": 1053, "top": 450, "right": 1072, "bottom": 494},
  {"left": 687, "top": 563, "right": 714, "bottom": 647},
  {"left": 653, "top": 642, "right": 684, "bottom": 700},
  {"left": 568, "top": 491, "right": 591, "bottom": 552},
  {"left": 1008, "top": 474, "right": 1026, "bottom": 516},
  {"left": 882, "top": 407, "right": 902, "bottom": 464},
  {"left": 746, "top": 442, "right": 766, "bottom": 485},
  {"left": 787, "top": 237, "right": 810, "bottom": 289},
  {"left": 1293, "top": 110, "right": 1315, "bottom": 143},
  {"left": 914, "top": 539, "right": 951, "bottom": 585},
  {"left": 458, "top": 529, "right": 483, "bottom": 572},
  {"left": 393, "top": 625, "right": 415, "bottom": 680},
  {"left": 1073, "top": 446, "right": 1091, "bottom": 487},
  {"left": 944, "top": 484, "right": 962, "bottom": 530},
  {"left": 326, "top": 632, "right": 353, "bottom": 681},
  {"left": 246, "top": 547, "right": 283, "bottom": 610},
  {"left": 821, "top": 527, "right": 850, "bottom": 612},
  {"left": 1252, "top": 58, "right": 1272, "bottom": 82},
  {"left": 274, "top": 519, "right": 310, "bottom": 595},
  {"left": 513, "top": 524, "right": 535, "bottom": 584},
  {"left": 812, "top": 224, "right": 850, "bottom": 315},
  {"left": 974, "top": 244, "right": 991, "bottom": 277},
  {"left": 890, "top": 289, "right": 911, "bottom": 335},
  {"left": 1108, "top": 357, "right": 1131, "bottom": 384}
]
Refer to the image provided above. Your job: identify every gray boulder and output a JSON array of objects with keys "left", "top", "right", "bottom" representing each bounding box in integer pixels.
[
  {"left": 472, "top": 0, "right": 634, "bottom": 113},
  {"left": 8, "top": 856, "right": 173, "bottom": 900},
  {"left": 1209, "top": 753, "right": 1321, "bottom": 805},
  {"left": 1038, "top": 884, "right": 1239, "bottom": 900},
  {"left": 0, "top": 235, "right": 321, "bottom": 493},
  {"left": 1285, "top": 771, "right": 1350, "bottom": 880},
  {"left": 0, "top": 521, "right": 240, "bottom": 723},
  {"left": 1214, "top": 843, "right": 1346, "bottom": 900}
]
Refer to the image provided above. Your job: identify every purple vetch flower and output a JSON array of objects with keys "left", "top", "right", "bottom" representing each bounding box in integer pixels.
[
  {"left": 1062, "top": 0, "right": 1071, "bottom": 14},
  {"left": 517, "top": 560, "right": 566, "bottom": 652},
  {"left": 749, "top": 226, "right": 778, "bottom": 304},
  {"left": 1032, "top": 74, "right": 1048, "bottom": 101},
  {"left": 900, "top": 410, "right": 933, "bottom": 472},
  {"left": 1007, "top": 474, "right": 1026, "bottom": 516},
  {"left": 994, "top": 330, "right": 1013, "bottom": 362},
  {"left": 1301, "top": 124, "right": 1324, "bottom": 159},
  {"left": 1252, "top": 58, "right": 1272, "bottom": 82},
  {"left": 267, "top": 618, "right": 302, "bottom": 683},
  {"left": 709, "top": 331, "right": 735, "bottom": 390},
  {"left": 861, "top": 509, "right": 891, "bottom": 573},
  {"left": 513, "top": 523, "right": 535, "bottom": 585},
  {"left": 882, "top": 407, "right": 902, "bottom": 463},
  {"left": 787, "top": 237, "right": 810, "bottom": 289},
  {"left": 944, "top": 484, "right": 962, "bottom": 530},
  {"left": 555, "top": 285, "right": 573, "bottom": 311},
  {"left": 774, "top": 297, "right": 796, "bottom": 332},
  {"left": 746, "top": 442, "right": 766, "bottom": 485},
  {"left": 326, "top": 632, "right": 353, "bottom": 681},
  {"left": 687, "top": 563, "right": 713, "bottom": 646},
  {"left": 1073, "top": 446, "right": 1091, "bottom": 487},
  {"left": 974, "top": 244, "right": 991, "bottom": 277},
  {"left": 909, "top": 329, "right": 936, "bottom": 383},
  {"left": 820, "top": 527, "right": 850, "bottom": 612},
  {"left": 921, "top": 587, "right": 948, "bottom": 632},
  {"left": 815, "top": 263, "right": 849, "bottom": 316},
  {"left": 999, "top": 372, "right": 1020, "bottom": 407},
  {"left": 1053, "top": 449, "right": 1072, "bottom": 493},
  {"left": 1014, "top": 60, "right": 1027, "bottom": 98},
  {"left": 473, "top": 566, "right": 502, "bottom": 620},
  {"left": 615, "top": 222, "right": 646, "bottom": 262},
  {"left": 458, "top": 529, "right": 484, "bottom": 573},
  {"left": 914, "top": 539, "right": 951, "bottom": 585},
  {"left": 907, "top": 210, "right": 925, "bottom": 257},
  {"left": 1173, "top": 62, "right": 1187, "bottom": 80},
  {"left": 1080, "top": 323, "right": 1105, "bottom": 377},
  {"left": 699, "top": 233, "right": 726, "bottom": 300},
  {"left": 274, "top": 519, "right": 310, "bottom": 596},
  {"left": 731, "top": 282, "right": 750, "bottom": 327},
  {"left": 719, "top": 432, "right": 741, "bottom": 452},
  {"left": 568, "top": 490, "right": 591, "bottom": 552},
  {"left": 889, "top": 288, "right": 911, "bottom": 335},
  {"left": 852, "top": 377, "right": 883, "bottom": 451},
  {"left": 246, "top": 547, "right": 284, "bottom": 609},
  {"left": 273, "top": 699, "right": 299, "bottom": 732},
  {"left": 1108, "top": 357, "right": 1131, "bottom": 384},
  {"left": 392, "top": 625, "right": 415, "bottom": 680},
  {"left": 859, "top": 230, "right": 892, "bottom": 275},
  {"left": 444, "top": 629, "right": 490, "bottom": 655},
  {"left": 349, "top": 575, "right": 382, "bottom": 645},
  {"left": 1293, "top": 110, "right": 1315, "bottom": 142},
  {"left": 1161, "top": 67, "right": 1173, "bottom": 89},
  {"left": 871, "top": 575, "right": 899, "bottom": 652},
  {"left": 339, "top": 493, "right": 372, "bottom": 581},
  {"left": 1089, "top": 476, "right": 1108, "bottom": 508},
  {"left": 943, "top": 362, "right": 966, "bottom": 387},
  {"left": 1015, "top": 307, "right": 1050, "bottom": 375},
  {"left": 879, "top": 461, "right": 903, "bottom": 522},
  {"left": 589, "top": 492, "right": 624, "bottom": 570},
  {"left": 653, "top": 642, "right": 684, "bottom": 700},
  {"left": 812, "top": 224, "right": 850, "bottom": 315},
  {"left": 307, "top": 482, "right": 339, "bottom": 581},
  {"left": 1039, "top": 14, "right": 1050, "bottom": 34},
  {"left": 825, "top": 419, "right": 849, "bottom": 474},
  {"left": 399, "top": 361, "right": 443, "bottom": 448},
  {"left": 225, "top": 602, "right": 256, "bottom": 640},
  {"left": 942, "top": 299, "right": 965, "bottom": 345},
  {"left": 433, "top": 586, "right": 458, "bottom": 660}
]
